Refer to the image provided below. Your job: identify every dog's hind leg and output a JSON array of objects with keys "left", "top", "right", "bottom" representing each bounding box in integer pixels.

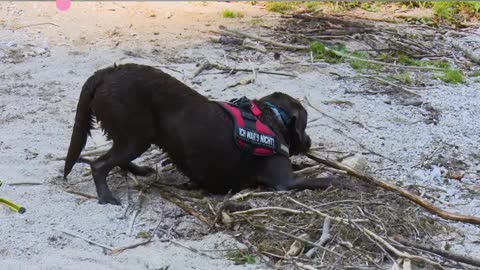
[
  {"left": 120, "top": 162, "right": 155, "bottom": 176},
  {"left": 91, "top": 142, "right": 150, "bottom": 205}
]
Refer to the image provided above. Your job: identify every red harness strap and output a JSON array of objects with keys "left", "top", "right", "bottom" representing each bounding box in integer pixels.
[{"left": 220, "top": 99, "right": 289, "bottom": 157}]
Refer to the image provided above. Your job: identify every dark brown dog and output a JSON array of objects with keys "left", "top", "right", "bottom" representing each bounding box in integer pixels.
[{"left": 64, "top": 63, "right": 349, "bottom": 205}]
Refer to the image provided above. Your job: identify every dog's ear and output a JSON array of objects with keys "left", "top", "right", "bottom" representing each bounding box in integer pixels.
[{"left": 288, "top": 108, "right": 311, "bottom": 154}]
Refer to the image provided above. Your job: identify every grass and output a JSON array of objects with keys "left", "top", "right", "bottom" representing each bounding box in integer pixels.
[
  {"left": 392, "top": 72, "right": 413, "bottom": 84},
  {"left": 310, "top": 41, "right": 344, "bottom": 63},
  {"left": 470, "top": 70, "right": 480, "bottom": 77},
  {"left": 249, "top": 18, "right": 264, "bottom": 25},
  {"left": 264, "top": 2, "right": 300, "bottom": 13},
  {"left": 439, "top": 69, "right": 465, "bottom": 84},
  {"left": 350, "top": 51, "right": 380, "bottom": 70},
  {"left": 432, "top": 1, "right": 480, "bottom": 22},
  {"left": 227, "top": 250, "right": 256, "bottom": 265},
  {"left": 222, "top": 10, "right": 244, "bottom": 18},
  {"left": 311, "top": 41, "right": 466, "bottom": 84}
]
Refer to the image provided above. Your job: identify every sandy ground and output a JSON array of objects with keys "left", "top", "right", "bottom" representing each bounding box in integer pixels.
[{"left": 0, "top": 2, "right": 479, "bottom": 269}]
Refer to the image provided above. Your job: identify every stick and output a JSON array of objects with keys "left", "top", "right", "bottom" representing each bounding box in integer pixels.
[
  {"left": 55, "top": 228, "right": 113, "bottom": 250},
  {"left": 65, "top": 189, "right": 97, "bottom": 199},
  {"left": 54, "top": 148, "right": 109, "bottom": 161},
  {"left": 287, "top": 197, "right": 369, "bottom": 224},
  {"left": 451, "top": 40, "right": 480, "bottom": 65},
  {"left": 127, "top": 210, "right": 139, "bottom": 236},
  {"left": 231, "top": 206, "right": 311, "bottom": 216},
  {"left": 12, "top": 22, "right": 59, "bottom": 30},
  {"left": 305, "top": 217, "right": 331, "bottom": 258},
  {"left": 263, "top": 227, "right": 341, "bottom": 257},
  {"left": 8, "top": 182, "right": 43, "bottom": 186},
  {"left": 109, "top": 218, "right": 162, "bottom": 255},
  {"left": 305, "top": 152, "right": 480, "bottom": 225},
  {"left": 356, "top": 75, "right": 421, "bottom": 97},
  {"left": 293, "top": 164, "right": 323, "bottom": 176},
  {"left": 213, "top": 63, "right": 297, "bottom": 77},
  {"left": 219, "top": 25, "right": 308, "bottom": 50},
  {"left": 393, "top": 236, "right": 480, "bottom": 267},
  {"left": 210, "top": 190, "right": 232, "bottom": 230},
  {"left": 352, "top": 223, "right": 443, "bottom": 269},
  {"left": 155, "top": 188, "right": 212, "bottom": 226},
  {"left": 170, "top": 239, "right": 217, "bottom": 259},
  {"left": 192, "top": 61, "right": 213, "bottom": 78},
  {"left": 230, "top": 191, "right": 287, "bottom": 201},
  {"left": 303, "top": 96, "right": 348, "bottom": 129}
]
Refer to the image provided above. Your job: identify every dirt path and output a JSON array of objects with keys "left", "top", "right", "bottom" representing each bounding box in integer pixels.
[{"left": 0, "top": 2, "right": 479, "bottom": 269}]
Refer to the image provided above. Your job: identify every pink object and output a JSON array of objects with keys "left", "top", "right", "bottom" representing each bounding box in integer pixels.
[{"left": 56, "top": 0, "right": 71, "bottom": 11}]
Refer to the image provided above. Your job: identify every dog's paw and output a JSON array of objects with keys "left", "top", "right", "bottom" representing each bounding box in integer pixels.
[
  {"left": 135, "top": 166, "right": 156, "bottom": 176},
  {"left": 98, "top": 196, "right": 121, "bottom": 205}
]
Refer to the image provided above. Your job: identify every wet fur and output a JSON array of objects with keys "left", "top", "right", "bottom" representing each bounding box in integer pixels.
[{"left": 64, "top": 63, "right": 350, "bottom": 205}]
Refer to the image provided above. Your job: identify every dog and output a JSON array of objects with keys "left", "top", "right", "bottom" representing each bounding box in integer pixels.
[{"left": 64, "top": 63, "right": 355, "bottom": 205}]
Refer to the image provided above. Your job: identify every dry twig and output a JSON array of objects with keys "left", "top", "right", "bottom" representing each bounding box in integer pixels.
[
  {"left": 287, "top": 197, "right": 369, "bottom": 224},
  {"left": 306, "top": 152, "right": 480, "bottom": 225},
  {"left": 393, "top": 236, "right": 480, "bottom": 268},
  {"left": 54, "top": 228, "right": 113, "bottom": 250}
]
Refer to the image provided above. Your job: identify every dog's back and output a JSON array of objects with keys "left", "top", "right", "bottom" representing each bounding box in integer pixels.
[{"left": 65, "top": 63, "right": 254, "bottom": 194}]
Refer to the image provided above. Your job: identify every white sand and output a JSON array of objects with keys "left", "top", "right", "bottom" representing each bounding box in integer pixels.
[{"left": 0, "top": 2, "right": 479, "bottom": 269}]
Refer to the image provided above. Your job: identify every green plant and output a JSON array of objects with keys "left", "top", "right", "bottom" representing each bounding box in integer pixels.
[
  {"left": 310, "top": 41, "right": 345, "bottom": 63},
  {"left": 432, "top": 1, "right": 480, "bottom": 22},
  {"left": 432, "top": 2, "right": 456, "bottom": 21},
  {"left": 392, "top": 72, "right": 413, "bottom": 84},
  {"left": 350, "top": 51, "right": 380, "bottom": 70},
  {"left": 223, "top": 10, "right": 244, "bottom": 18},
  {"left": 228, "top": 251, "right": 257, "bottom": 265},
  {"left": 250, "top": 18, "right": 264, "bottom": 25},
  {"left": 265, "top": 2, "right": 300, "bottom": 13},
  {"left": 304, "top": 2, "right": 322, "bottom": 12},
  {"left": 398, "top": 54, "right": 422, "bottom": 66},
  {"left": 360, "top": 1, "right": 382, "bottom": 12},
  {"left": 470, "top": 70, "right": 480, "bottom": 77},
  {"left": 439, "top": 69, "right": 465, "bottom": 84}
]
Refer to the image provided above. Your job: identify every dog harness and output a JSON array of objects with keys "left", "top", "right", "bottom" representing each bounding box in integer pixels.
[{"left": 220, "top": 97, "right": 290, "bottom": 157}]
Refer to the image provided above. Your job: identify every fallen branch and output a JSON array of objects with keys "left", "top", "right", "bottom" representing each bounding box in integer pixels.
[
  {"left": 305, "top": 151, "right": 480, "bottom": 225},
  {"left": 231, "top": 206, "right": 311, "bottom": 216},
  {"left": 303, "top": 96, "right": 349, "bottom": 129},
  {"left": 230, "top": 191, "right": 285, "bottom": 201},
  {"left": 393, "top": 235, "right": 480, "bottom": 268},
  {"left": 64, "top": 189, "right": 97, "bottom": 200},
  {"left": 287, "top": 197, "right": 369, "bottom": 224},
  {"left": 352, "top": 223, "right": 443, "bottom": 269},
  {"left": 219, "top": 25, "right": 309, "bottom": 50},
  {"left": 213, "top": 63, "right": 297, "bottom": 77}
]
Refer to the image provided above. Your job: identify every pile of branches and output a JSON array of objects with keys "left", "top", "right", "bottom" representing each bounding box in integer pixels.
[
  {"left": 54, "top": 142, "right": 480, "bottom": 269},
  {"left": 277, "top": 13, "right": 452, "bottom": 59},
  {"left": 147, "top": 152, "right": 480, "bottom": 270}
]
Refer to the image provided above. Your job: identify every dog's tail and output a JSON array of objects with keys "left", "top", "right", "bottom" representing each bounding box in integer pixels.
[{"left": 63, "top": 71, "right": 104, "bottom": 178}]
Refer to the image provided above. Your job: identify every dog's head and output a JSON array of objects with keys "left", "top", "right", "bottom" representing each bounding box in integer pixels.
[{"left": 260, "top": 92, "right": 311, "bottom": 155}]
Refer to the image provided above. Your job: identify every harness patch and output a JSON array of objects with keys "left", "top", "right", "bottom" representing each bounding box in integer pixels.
[{"left": 219, "top": 97, "right": 289, "bottom": 157}]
